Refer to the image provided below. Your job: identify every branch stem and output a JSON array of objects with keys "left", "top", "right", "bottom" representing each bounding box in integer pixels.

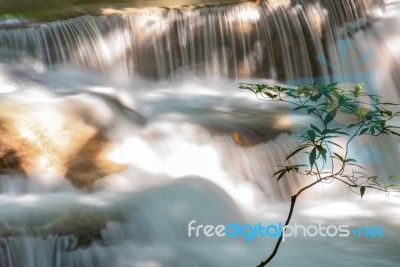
[{"left": 256, "top": 179, "right": 321, "bottom": 267}]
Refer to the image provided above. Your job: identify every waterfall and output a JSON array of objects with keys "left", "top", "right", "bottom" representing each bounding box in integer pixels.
[
  {"left": 0, "top": 0, "right": 397, "bottom": 199},
  {"left": 0, "top": 0, "right": 400, "bottom": 266},
  {"left": 0, "top": 0, "right": 384, "bottom": 83}
]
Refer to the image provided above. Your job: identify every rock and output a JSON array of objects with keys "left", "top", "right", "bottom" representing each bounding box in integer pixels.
[
  {"left": 0, "top": 104, "right": 125, "bottom": 188},
  {"left": 0, "top": 207, "right": 124, "bottom": 251},
  {"left": 64, "top": 133, "right": 125, "bottom": 189}
]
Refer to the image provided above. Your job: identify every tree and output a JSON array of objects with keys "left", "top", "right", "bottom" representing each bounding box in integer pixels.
[{"left": 239, "top": 82, "right": 400, "bottom": 267}]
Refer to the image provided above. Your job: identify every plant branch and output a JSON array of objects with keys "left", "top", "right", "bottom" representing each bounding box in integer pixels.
[{"left": 256, "top": 179, "right": 322, "bottom": 267}]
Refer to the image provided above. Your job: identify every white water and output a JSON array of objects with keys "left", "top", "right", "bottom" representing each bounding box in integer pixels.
[{"left": 0, "top": 0, "right": 400, "bottom": 266}]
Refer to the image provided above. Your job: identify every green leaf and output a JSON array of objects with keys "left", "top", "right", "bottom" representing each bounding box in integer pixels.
[
  {"left": 323, "top": 128, "right": 349, "bottom": 136},
  {"left": 307, "top": 130, "right": 316, "bottom": 142},
  {"left": 322, "top": 135, "right": 339, "bottom": 139},
  {"left": 359, "top": 128, "right": 369, "bottom": 135},
  {"left": 325, "top": 82, "right": 338, "bottom": 91},
  {"left": 277, "top": 171, "right": 287, "bottom": 182},
  {"left": 371, "top": 127, "right": 376, "bottom": 135},
  {"left": 347, "top": 123, "right": 359, "bottom": 128},
  {"left": 389, "top": 176, "right": 400, "bottom": 180},
  {"left": 292, "top": 164, "right": 307, "bottom": 169},
  {"left": 309, "top": 148, "right": 317, "bottom": 168},
  {"left": 355, "top": 82, "right": 365, "bottom": 92},
  {"left": 339, "top": 95, "right": 349, "bottom": 105},
  {"left": 307, "top": 108, "right": 316, "bottom": 115},
  {"left": 296, "top": 86, "right": 304, "bottom": 95},
  {"left": 324, "top": 109, "right": 337, "bottom": 125},
  {"left": 327, "top": 95, "right": 335, "bottom": 104},
  {"left": 345, "top": 158, "right": 356, "bottom": 163},
  {"left": 381, "top": 102, "right": 399, "bottom": 105},
  {"left": 382, "top": 110, "right": 393, "bottom": 117},
  {"left": 333, "top": 153, "right": 344, "bottom": 162},
  {"left": 239, "top": 84, "right": 257, "bottom": 94},
  {"left": 310, "top": 94, "right": 323, "bottom": 102},
  {"left": 388, "top": 130, "right": 400, "bottom": 137},
  {"left": 360, "top": 186, "right": 366, "bottom": 199},
  {"left": 356, "top": 108, "right": 369, "bottom": 118},
  {"left": 347, "top": 163, "right": 366, "bottom": 170},
  {"left": 293, "top": 105, "right": 309, "bottom": 111},
  {"left": 310, "top": 124, "right": 322, "bottom": 134},
  {"left": 255, "top": 84, "right": 267, "bottom": 93},
  {"left": 316, "top": 146, "right": 327, "bottom": 161},
  {"left": 272, "top": 168, "right": 286, "bottom": 177},
  {"left": 264, "top": 92, "right": 277, "bottom": 99},
  {"left": 326, "top": 141, "right": 343, "bottom": 149},
  {"left": 353, "top": 83, "right": 363, "bottom": 96},
  {"left": 285, "top": 145, "right": 309, "bottom": 161}
]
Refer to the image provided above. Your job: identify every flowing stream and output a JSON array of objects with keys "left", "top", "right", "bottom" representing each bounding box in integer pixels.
[{"left": 0, "top": 0, "right": 399, "bottom": 266}]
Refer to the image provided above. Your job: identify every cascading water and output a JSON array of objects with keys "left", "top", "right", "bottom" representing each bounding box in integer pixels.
[
  {"left": 0, "top": 0, "right": 400, "bottom": 266},
  {"left": 0, "top": 0, "right": 385, "bottom": 82}
]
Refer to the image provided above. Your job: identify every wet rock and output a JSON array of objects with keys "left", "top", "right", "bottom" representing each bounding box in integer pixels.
[
  {"left": 0, "top": 105, "right": 125, "bottom": 188},
  {"left": 0, "top": 149, "right": 26, "bottom": 176},
  {"left": 0, "top": 207, "right": 124, "bottom": 251},
  {"left": 65, "top": 133, "right": 125, "bottom": 189}
]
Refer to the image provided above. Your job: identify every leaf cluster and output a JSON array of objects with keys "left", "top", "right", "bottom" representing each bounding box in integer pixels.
[{"left": 240, "top": 82, "right": 400, "bottom": 197}]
